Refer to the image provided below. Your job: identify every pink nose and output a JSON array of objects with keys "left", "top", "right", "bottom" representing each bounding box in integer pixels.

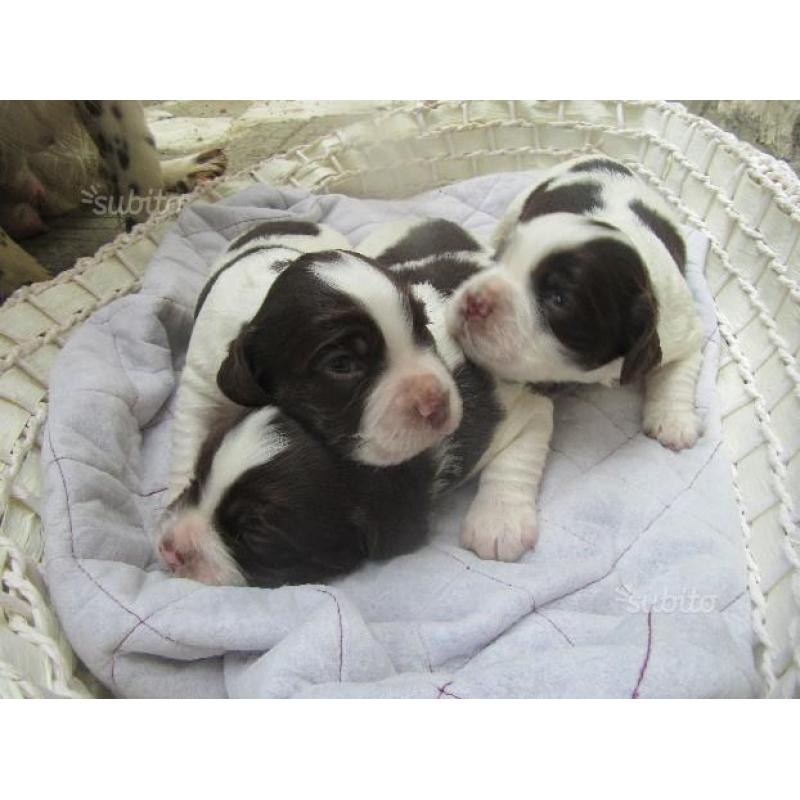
[
  {"left": 416, "top": 389, "right": 450, "bottom": 429},
  {"left": 463, "top": 290, "right": 493, "bottom": 321},
  {"left": 405, "top": 374, "right": 450, "bottom": 429},
  {"left": 158, "top": 533, "right": 185, "bottom": 570}
]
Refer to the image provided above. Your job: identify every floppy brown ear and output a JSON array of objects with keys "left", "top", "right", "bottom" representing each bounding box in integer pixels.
[
  {"left": 216, "top": 328, "right": 271, "bottom": 406},
  {"left": 620, "top": 294, "right": 662, "bottom": 385}
]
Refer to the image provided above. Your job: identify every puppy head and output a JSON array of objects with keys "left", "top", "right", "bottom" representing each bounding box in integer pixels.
[
  {"left": 217, "top": 250, "right": 462, "bottom": 466},
  {"left": 158, "top": 408, "right": 371, "bottom": 587},
  {"left": 447, "top": 213, "right": 661, "bottom": 385}
]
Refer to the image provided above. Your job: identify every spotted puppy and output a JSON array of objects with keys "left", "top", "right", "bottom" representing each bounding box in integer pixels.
[
  {"left": 447, "top": 155, "right": 704, "bottom": 452},
  {"left": 167, "top": 219, "right": 462, "bottom": 505}
]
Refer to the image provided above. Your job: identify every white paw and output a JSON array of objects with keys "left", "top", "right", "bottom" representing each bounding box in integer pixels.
[
  {"left": 643, "top": 407, "right": 701, "bottom": 451},
  {"left": 461, "top": 493, "right": 538, "bottom": 562}
]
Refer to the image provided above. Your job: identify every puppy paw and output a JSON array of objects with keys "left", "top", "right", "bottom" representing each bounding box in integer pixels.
[
  {"left": 161, "top": 149, "right": 227, "bottom": 193},
  {"left": 643, "top": 407, "right": 701, "bottom": 451},
  {"left": 461, "top": 493, "right": 538, "bottom": 562}
]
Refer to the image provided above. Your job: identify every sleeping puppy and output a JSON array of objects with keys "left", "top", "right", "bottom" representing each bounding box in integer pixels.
[
  {"left": 446, "top": 155, "right": 704, "bottom": 451},
  {"left": 168, "top": 220, "right": 462, "bottom": 503},
  {"left": 159, "top": 406, "right": 435, "bottom": 587}
]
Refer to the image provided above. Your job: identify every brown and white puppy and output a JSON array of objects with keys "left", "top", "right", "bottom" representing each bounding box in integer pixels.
[
  {"left": 159, "top": 406, "right": 436, "bottom": 587},
  {"left": 446, "top": 156, "right": 704, "bottom": 452},
  {"left": 168, "top": 220, "right": 462, "bottom": 504}
]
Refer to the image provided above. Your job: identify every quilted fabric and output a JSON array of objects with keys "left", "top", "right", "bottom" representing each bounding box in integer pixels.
[{"left": 41, "top": 173, "right": 758, "bottom": 697}]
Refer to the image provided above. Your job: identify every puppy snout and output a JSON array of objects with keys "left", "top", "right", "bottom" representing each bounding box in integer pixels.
[
  {"left": 464, "top": 290, "right": 494, "bottom": 321},
  {"left": 415, "top": 387, "right": 450, "bottom": 429},
  {"left": 403, "top": 374, "right": 451, "bottom": 429}
]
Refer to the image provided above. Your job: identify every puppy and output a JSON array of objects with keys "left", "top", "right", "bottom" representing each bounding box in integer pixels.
[
  {"left": 168, "top": 220, "right": 462, "bottom": 503},
  {"left": 159, "top": 406, "right": 435, "bottom": 587},
  {"left": 447, "top": 156, "right": 704, "bottom": 451}
]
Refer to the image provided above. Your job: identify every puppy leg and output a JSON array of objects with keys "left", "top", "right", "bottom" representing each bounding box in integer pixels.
[
  {"left": 461, "top": 391, "right": 554, "bottom": 561},
  {"left": 642, "top": 349, "right": 703, "bottom": 451}
]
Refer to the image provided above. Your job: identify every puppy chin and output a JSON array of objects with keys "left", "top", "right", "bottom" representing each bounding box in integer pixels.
[
  {"left": 355, "top": 391, "right": 463, "bottom": 466},
  {"left": 447, "top": 307, "right": 527, "bottom": 382}
]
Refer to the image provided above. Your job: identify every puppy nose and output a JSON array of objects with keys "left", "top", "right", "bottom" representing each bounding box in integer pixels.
[
  {"left": 463, "top": 290, "right": 493, "bottom": 320},
  {"left": 158, "top": 533, "right": 186, "bottom": 569},
  {"left": 416, "top": 389, "right": 450, "bottom": 429},
  {"left": 408, "top": 375, "right": 450, "bottom": 429}
]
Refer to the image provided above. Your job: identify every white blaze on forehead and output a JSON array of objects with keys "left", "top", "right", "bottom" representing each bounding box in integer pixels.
[
  {"left": 504, "top": 213, "right": 625, "bottom": 281},
  {"left": 199, "top": 408, "right": 289, "bottom": 517},
  {"left": 310, "top": 252, "right": 420, "bottom": 365}
]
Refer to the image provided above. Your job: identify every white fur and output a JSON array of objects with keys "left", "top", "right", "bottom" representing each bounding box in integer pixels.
[
  {"left": 357, "top": 218, "right": 425, "bottom": 257},
  {"left": 358, "top": 218, "right": 556, "bottom": 562},
  {"left": 199, "top": 408, "right": 288, "bottom": 516},
  {"left": 461, "top": 386, "right": 554, "bottom": 561},
  {"left": 410, "top": 282, "right": 464, "bottom": 371}
]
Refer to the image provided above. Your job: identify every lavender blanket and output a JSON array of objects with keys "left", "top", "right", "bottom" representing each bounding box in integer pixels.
[{"left": 41, "top": 173, "right": 759, "bottom": 697}]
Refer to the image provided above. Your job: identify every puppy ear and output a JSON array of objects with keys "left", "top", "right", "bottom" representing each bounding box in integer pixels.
[
  {"left": 620, "top": 293, "right": 662, "bottom": 385},
  {"left": 216, "top": 328, "right": 271, "bottom": 406}
]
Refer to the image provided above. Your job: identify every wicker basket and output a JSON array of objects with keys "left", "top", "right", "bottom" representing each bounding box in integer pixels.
[{"left": 1, "top": 100, "right": 797, "bottom": 699}]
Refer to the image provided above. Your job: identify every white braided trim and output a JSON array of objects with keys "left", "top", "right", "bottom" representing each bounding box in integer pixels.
[
  {"left": 321, "top": 114, "right": 800, "bottom": 308},
  {"left": 654, "top": 102, "right": 800, "bottom": 213},
  {"left": 632, "top": 164, "right": 799, "bottom": 694},
  {"left": 0, "top": 657, "right": 45, "bottom": 698},
  {"left": 0, "top": 401, "right": 47, "bottom": 509},
  {"left": 0, "top": 526, "right": 90, "bottom": 696}
]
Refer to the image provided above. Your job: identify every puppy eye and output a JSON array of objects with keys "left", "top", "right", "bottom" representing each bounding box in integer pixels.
[
  {"left": 546, "top": 292, "right": 567, "bottom": 308},
  {"left": 320, "top": 351, "right": 363, "bottom": 378}
]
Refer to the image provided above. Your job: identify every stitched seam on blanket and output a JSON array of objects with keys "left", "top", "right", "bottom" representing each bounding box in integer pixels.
[
  {"left": 536, "top": 610, "right": 575, "bottom": 646},
  {"left": 312, "top": 587, "right": 344, "bottom": 681},
  {"left": 431, "top": 545, "right": 536, "bottom": 604},
  {"left": 436, "top": 680, "right": 462, "bottom": 699},
  {"left": 46, "top": 427, "right": 196, "bottom": 675},
  {"left": 543, "top": 442, "right": 722, "bottom": 609},
  {"left": 454, "top": 441, "right": 724, "bottom": 670},
  {"left": 109, "top": 585, "right": 208, "bottom": 690},
  {"left": 48, "top": 453, "right": 167, "bottom": 499},
  {"left": 632, "top": 610, "right": 654, "bottom": 698}
]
